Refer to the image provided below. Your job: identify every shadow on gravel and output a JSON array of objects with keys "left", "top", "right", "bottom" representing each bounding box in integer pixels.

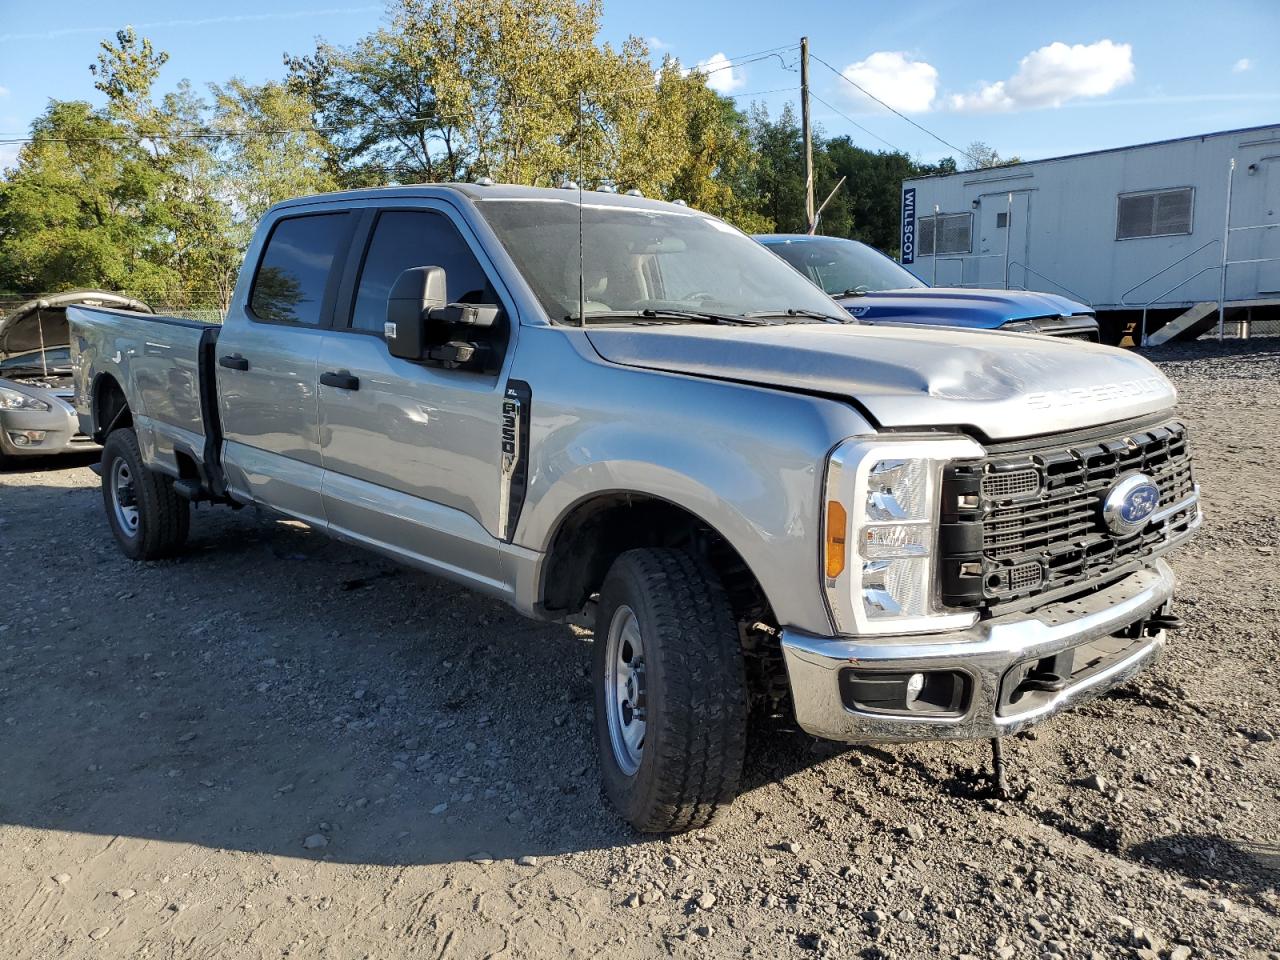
[
  {"left": 0, "top": 476, "right": 655, "bottom": 868},
  {"left": 1128, "top": 834, "right": 1280, "bottom": 894}
]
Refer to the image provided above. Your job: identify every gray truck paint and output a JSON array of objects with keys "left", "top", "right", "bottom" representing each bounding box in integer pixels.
[{"left": 69, "top": 183, "right": 1196, "bottom": 746}]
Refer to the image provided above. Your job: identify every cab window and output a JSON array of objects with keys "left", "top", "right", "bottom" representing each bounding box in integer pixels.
[
  {"left": 351, "top": 210, "right": 499, "bottom": 334},
  {"left": 249, "top": 213, "right": 352, "bottom": 325}
]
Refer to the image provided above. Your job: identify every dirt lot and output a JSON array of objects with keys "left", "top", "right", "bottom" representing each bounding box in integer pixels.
[{"left": 1, "top": 339, "right": 1277, "bottom": 960}]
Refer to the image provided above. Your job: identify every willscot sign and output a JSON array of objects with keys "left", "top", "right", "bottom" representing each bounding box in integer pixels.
[{"left": 901, "top": 187, "right": 916, "bottom": 265}]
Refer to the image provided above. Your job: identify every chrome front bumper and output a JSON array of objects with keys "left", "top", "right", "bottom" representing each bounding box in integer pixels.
[{"left": 780, "top": 560, "right": 1176, "bottom": 743}]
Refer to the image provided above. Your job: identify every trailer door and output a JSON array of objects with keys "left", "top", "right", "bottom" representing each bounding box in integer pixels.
[{"left": 975, "top": 191, "right": 1029, "bottom": 290}]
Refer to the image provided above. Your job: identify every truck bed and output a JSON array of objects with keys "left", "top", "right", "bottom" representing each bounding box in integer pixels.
[{"left": 68, "top": 305, "right": 223, "bottom": 489}]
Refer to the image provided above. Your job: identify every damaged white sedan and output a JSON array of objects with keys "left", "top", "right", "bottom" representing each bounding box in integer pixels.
[{"left": 0, "top": 291, "right": 150, "bottom": 466}]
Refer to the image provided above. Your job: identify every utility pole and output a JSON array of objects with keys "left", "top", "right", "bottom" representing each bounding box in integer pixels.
[{"left": 800, "top": 36, "right": 815, "bottom": 232}]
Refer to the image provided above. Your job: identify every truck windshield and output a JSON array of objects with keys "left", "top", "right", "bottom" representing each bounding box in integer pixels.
[
  {"left": 761, "top": 237, "right": 927, "bottom": 296},
  {"left": 475, "top": 198, "right": 848, "bottom": 323}
]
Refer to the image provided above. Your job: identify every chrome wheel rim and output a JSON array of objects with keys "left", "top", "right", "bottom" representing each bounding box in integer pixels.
[
  {"left": 110, "top": 458, "right": 140, "bottom": 538},
  {"left": 605, "top": 604, "right": 647, "bottom": 776}
]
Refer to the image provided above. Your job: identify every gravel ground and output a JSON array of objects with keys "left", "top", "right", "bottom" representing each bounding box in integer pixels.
[{"left": 1, "top": 338, "right": 1277, "bottom": 959}]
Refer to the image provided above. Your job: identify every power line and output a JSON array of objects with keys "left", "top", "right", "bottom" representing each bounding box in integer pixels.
[
  {"left": 810, "top": 52, "right": 979, "bottom": 164},
  {"left": 807, "top": 92, "right": 905, "bottom": 154}
]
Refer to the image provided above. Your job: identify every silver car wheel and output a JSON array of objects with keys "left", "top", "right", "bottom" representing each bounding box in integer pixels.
[
  {"left": 110, "top": 457, "right": 140, "bottom": 538},
  {"left": 605, "top": 604, "right": 647, "bottom": 776}
]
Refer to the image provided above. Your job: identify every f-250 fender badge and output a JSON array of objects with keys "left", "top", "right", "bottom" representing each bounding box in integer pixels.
[{"left": 499, "top": 380, "right": 532, "bottom": 541}]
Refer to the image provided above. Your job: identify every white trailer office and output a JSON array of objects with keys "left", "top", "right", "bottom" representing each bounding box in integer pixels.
[{"left": 899, "top": 124, "right": 1280, "bottom": 343}]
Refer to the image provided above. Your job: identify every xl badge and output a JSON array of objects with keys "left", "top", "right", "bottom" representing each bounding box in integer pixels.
[{"left": 1102, "top": 472, "right": 1160, "bottom": 535}]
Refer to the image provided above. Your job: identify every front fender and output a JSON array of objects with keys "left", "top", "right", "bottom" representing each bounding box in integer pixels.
[{"left": 509, "top": 331, "right": 872, "bottom": 636}]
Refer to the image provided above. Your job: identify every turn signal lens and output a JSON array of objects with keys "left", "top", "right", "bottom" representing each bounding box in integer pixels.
[{"left": 825, "top": 500, "right": 848, "bottom": 579}]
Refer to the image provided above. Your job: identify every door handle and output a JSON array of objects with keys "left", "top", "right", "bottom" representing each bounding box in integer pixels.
[
  {"left": 320, "top": 370, "right": 360, "bottom": 391},
  {"left": 219, "top": 354, "right": 249, "bottom": 371}
]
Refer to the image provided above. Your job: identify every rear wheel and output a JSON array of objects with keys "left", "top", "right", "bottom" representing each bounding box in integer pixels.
[
  {"left": 592, "top": 548, "right": 748, "bottom": 832},
  {"left": 101, "top": 428, "right": 189, "bottom": 560}
]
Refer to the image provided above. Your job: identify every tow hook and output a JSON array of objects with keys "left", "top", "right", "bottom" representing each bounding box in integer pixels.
[{"left": 1145, "top": 611, "right": 1186, "bottom": 635}]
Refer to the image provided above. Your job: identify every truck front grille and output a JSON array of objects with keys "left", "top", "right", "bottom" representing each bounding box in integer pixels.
[{"left": 940, "top": 420, "right": 1199, "bottom": 611}]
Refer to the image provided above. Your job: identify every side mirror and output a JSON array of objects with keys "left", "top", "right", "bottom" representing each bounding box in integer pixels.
[{"left": 386, "top": 266, "right": 447, "bottom": 361}]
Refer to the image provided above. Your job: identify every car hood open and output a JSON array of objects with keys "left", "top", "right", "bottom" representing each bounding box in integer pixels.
[
  {"left": 585, "top": 322, "right": 1174, "bottom": 441},
  {"left": 0, "top": 290, "right": 151, "bottom": 358}
]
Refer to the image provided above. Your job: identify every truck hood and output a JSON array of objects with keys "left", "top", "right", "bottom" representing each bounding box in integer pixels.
[
  {"left": 836, "top": 287, "right": 1091, "bottom": 329},
  {"left": 585, "top": 322, "right": 1175, "bottom": 441}
]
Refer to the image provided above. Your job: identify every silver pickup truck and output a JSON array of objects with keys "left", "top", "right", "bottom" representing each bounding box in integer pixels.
[{"left": 70, "top": 184, "right": 1201, "bottom": 832}]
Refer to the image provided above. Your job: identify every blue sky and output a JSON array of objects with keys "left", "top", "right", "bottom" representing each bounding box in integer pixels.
[{"left": 1, "top": 0, "right": 1277, "bottom": 171}]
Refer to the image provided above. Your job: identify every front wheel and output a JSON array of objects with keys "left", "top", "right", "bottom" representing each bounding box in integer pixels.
[
  {"left": 101, "top": 428, "right": 190, "bottom": 560},
  {"left": 592, "top": 548, "right": 748, "bottom": 832}
]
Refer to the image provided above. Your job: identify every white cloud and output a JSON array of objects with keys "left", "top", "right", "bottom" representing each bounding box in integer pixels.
[
  {"left": 694, "top": 52, "right": 746, "bottom": 95},
  {"left": 0, "top": 143, "right": 19, "bottom": 172},
  {"left": 949, "top": 39, "right": 1135, "bottom": 112},
  {"left": 1233, "top": 57, "right": 1252, "bottom": 73},
  {"left": 840, "top": 51, "right": 938, "bottom": 113},
  {"left": 0, "top": 86, "right": 9, "bottom": 98},
  {"left": 647, "top": 36, "right": 669, "bottom": 51}
]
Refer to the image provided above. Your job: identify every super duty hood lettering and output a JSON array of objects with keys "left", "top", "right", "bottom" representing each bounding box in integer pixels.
[{"left": 586, "top": 324, "right": 1176, "bottom": 440}]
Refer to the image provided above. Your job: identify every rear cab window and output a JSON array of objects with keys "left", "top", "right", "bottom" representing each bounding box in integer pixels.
[{"left": 249, "top": 213, "right": 353, "bottom": 325}]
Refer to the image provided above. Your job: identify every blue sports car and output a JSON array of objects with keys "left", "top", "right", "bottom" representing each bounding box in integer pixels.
[{"left": 756, "top": 234, "right": 1098, "bottom": 341}]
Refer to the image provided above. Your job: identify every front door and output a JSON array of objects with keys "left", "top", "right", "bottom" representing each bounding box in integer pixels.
[
  {"left": 315, "top": 206, "right": 514, "bottom": 591},
  {"left": 217, "top": 211, "right": 357, "bottom": 525}
]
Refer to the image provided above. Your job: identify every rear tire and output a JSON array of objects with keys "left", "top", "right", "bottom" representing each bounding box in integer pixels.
[
  {"left": 101, "top": 428, "right": 189, "bottom": 560},
  {"left": 592, "top": 548, "right": 748, "bottom": 833}
]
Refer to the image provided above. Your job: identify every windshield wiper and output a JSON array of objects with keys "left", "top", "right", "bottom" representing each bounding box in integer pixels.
[
  {"left": 575, "top": 308, "right": 768, "bottom": 326},
  {"left": 839, "top": 286, "right": 871, "bottom": 298},
  {"left": 745, "top": 308, "right": 853, "bottom": 324}
]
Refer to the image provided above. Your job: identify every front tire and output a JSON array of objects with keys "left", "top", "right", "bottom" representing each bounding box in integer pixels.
[
  {"left": 101, "top": 428, "right": 190, "bottom": 560},
  {"left": 593, "top": 548, "right": 748, "bottom": 832}
]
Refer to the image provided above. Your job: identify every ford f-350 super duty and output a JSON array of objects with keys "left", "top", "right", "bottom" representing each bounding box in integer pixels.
[{"left": 69, "top": 184, "right": 1201, "bottom": 832}]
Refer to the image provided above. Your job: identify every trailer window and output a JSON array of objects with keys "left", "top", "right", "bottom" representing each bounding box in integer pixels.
[
  {"left": 917, "top": 213, "right": 972, "bottom": 255},
  {"left": 1116, "top": 188, "right": 1194, "bottom": 240}
]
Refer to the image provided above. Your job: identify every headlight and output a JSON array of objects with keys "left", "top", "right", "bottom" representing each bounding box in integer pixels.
[
  {"left": 0, "top": 386, "right": 51, "bottom": 412},
  {"left": 823, "top": 436, "right": 984, "bottom": 636},
  {"left": 999, "top": 319, "right": 1037, "bottom": 333}
]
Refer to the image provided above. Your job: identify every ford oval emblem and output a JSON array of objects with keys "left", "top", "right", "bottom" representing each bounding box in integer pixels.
[{"left": 1102, "top": 472, "right": 1160, "bottom": 535}]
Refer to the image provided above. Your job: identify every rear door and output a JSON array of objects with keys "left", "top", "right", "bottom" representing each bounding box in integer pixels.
[
  {"left": 314, "top": 203, "right": 515, "bottom": 590},
  {"left": 216, "top": 210, "right": 356, "bottom": 525}
]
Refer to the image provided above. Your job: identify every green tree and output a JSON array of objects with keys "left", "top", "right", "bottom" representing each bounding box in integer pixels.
[
  {"left": 0, "top": 30, "right": 238, "bottom": 308},
  {"left": 211, "top": 79, "right": 339, "bottom": 247},
  {"left": 0, "top": 100, "right": 175, "bottom": 297},
  {"left": 823, "top": 137, "right": 919, "bottom": 253},
  {"left": 652, "top": 64, "right": 766, "bottom": 230},
  {"left": 745, "top": 104, "right": 807, "bottom": 233},
  {"left": 284, "top": 0, "right": 756, "bottom": 212}
]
